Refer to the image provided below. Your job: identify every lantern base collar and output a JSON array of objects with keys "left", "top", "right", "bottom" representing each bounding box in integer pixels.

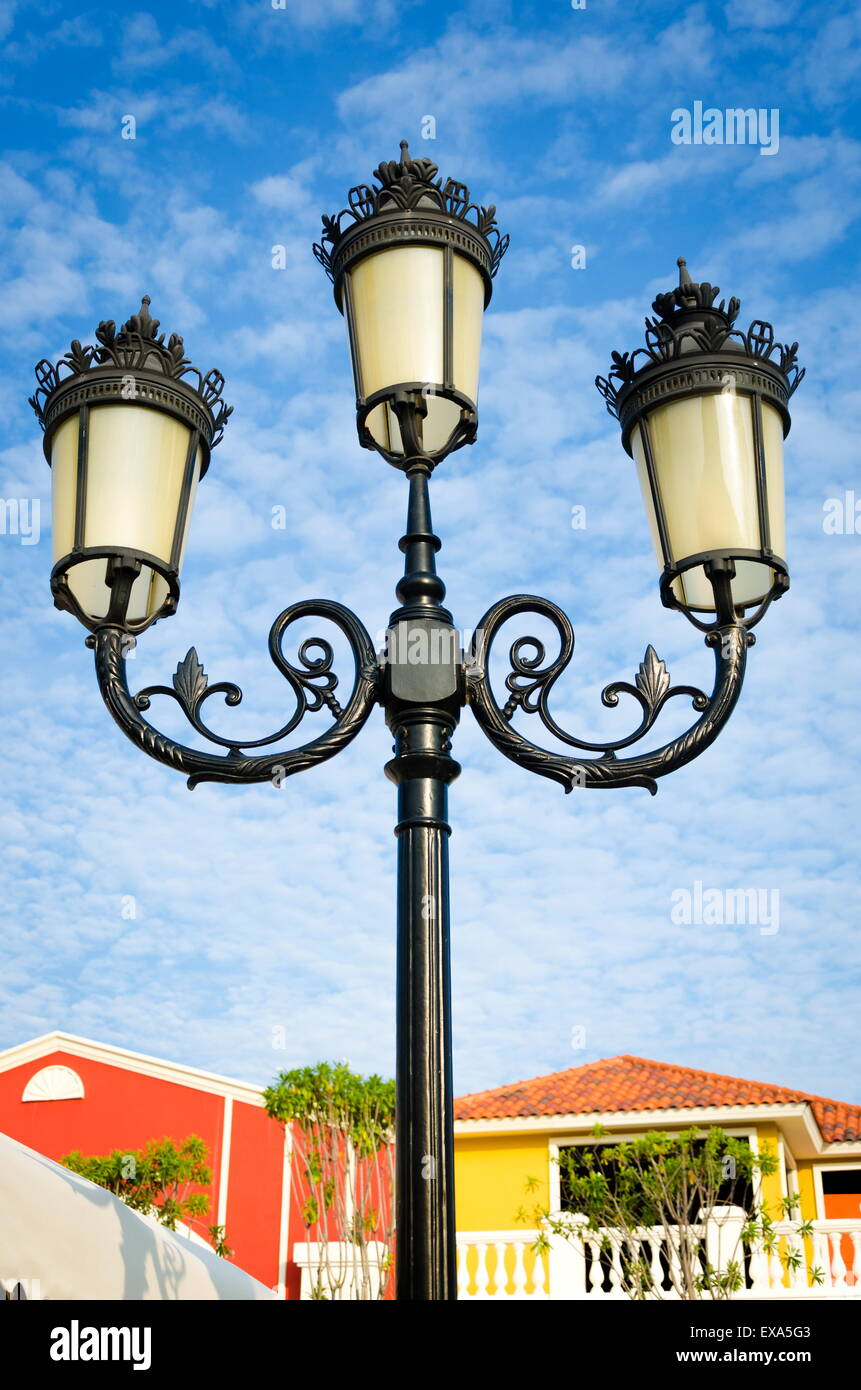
[
  {"left": 357, "top": 384, "right": 477, "bottom": 470},
  {"left": 51, "top": 548, "right": 180, "bottom": 635},
  {"left": 660, "top": 550, "right": 789, "bottom": 632}
]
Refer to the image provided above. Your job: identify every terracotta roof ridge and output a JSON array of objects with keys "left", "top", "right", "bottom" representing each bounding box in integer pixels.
[
  {"left": 615, "top": 1055, "right": 860, "bottom": 1112},
  {"left": 455, "top": 1054, "right": 632, "bottom": 1103},
  {"left": 456, "top": 1053, "right": 861, "bottom": 1117}
]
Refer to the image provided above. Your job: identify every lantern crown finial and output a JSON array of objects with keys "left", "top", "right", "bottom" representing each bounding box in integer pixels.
[
  {"left": 650, "top": 257, "right": 740, "bottom": 326},
  {"left": 120, "top": 294, "right": 160, "bottom": 341},
  {"left": 29, "top": 297, "right": 232, "bottom": 449},
  {"left": 595, "top": 261, "right": 805, "bottom": 427},
  {"left": 313, "top": 140, "right": 510, "bottom": 286}
]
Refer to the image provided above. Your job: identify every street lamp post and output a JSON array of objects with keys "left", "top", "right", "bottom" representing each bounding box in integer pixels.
[{"left": 30, "top": 141, "right": 804, "bottom": 1301}]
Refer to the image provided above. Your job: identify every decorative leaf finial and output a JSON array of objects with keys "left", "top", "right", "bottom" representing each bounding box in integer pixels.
[
  {"left": 172, "top": 648, "right": 209, "bottom": 715},
  {"left": 635, "top": 645, "right": 671, "bottom": 710}
]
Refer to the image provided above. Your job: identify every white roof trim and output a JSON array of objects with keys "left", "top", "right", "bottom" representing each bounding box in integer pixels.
[
  {"left": 0, "top": 1032, "right": 266, "bottom": 1107},
  {"left": 455, "top": 1102, "right": 809, "bottom": 1133}
]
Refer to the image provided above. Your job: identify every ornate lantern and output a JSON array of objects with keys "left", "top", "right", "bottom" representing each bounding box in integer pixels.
[
  {"left": 30, "top": 297, "right": 231, "bottom": 633},
  {"left": 314, "top": 140, "right": 509, "bottom": 467},
  {"left": 596, "top": 258, "right": 804, "bottom": 628}
]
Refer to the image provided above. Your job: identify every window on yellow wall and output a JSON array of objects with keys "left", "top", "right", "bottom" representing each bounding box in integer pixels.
[
  {"left": 558, "top": 1137, "right": 755, "bottom": 1297},
  {"left": 559, "top": 1140, "right": 754, "bottom": 1219}
]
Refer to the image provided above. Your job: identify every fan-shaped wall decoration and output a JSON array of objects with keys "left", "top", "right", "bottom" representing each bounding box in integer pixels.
[{"left": 21, "top": 1065, "right": 85, "bottom": 1102}]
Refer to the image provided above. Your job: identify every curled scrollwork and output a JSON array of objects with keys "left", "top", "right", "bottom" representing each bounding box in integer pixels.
[
  {"left": 89, "top": 600, "right": 381, "bottom": 788},
  {"left": 466, "top": 594, "right": 751, "bottom": 794}
]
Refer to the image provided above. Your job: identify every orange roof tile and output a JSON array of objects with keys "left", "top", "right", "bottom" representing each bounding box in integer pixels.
[{"left": 454, "top": 1055, "right": 861, "bottom": 1143}]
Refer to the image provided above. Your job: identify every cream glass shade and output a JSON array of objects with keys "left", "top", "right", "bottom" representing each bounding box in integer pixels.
[
  {"left": 51, "top": 405, "right": 200, "bottom": 625},
  {"left": 342, "top": 244, "right": 485, "bottom": 456},
  {"left": 631, "top": 393, "right": 786, "bottom": 612}
]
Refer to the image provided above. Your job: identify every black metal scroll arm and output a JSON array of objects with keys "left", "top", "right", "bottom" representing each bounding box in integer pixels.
[
  {"left": 464, "top": 595, "right": 752, "bottom": 795},
  {"left": 88, "top": 600, "right": 381, "bottom": 789}
]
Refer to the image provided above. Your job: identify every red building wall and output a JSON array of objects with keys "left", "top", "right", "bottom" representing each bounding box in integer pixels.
[{"left": 227, "top": 1095, "right": 295, "bottom": 1296}]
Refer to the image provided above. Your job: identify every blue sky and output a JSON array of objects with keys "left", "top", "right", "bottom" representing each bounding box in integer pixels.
[{"left": 0, "top": 0, "right": 859, "bottom": 1106}]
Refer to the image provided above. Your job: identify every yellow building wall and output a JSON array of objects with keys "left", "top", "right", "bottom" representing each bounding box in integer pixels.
[
  {"left": 455, "top": 1133, "right": 551, "bottom": 1295},
  {"left": 455, "top": 1133, "right": 550, "bottom": 1230},
  {"left": 794, "top": 1161, "right": 817, "bottom": 1220},
  {"left": 755, "top": 1122, "right": 785, "bottom": 1218},
  {"left": 754, "top": 1122, "right": 789, "bottom": 1287}
]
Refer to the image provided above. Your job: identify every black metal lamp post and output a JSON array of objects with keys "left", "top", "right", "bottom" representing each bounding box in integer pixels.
[{"left": 30, "top": 142, "right": 803, "bottom": 1301}]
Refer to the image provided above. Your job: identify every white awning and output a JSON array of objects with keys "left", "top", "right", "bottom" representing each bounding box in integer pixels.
[{"left": 0, "top": 1131, "right": 277, "bottom": 1300}]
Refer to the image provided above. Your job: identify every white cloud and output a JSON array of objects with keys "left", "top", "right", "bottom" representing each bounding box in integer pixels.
[
  {"left": 236, "top": 0, "right": 403, "bottom": 37},
  {"left": 113, "top": 13, "right": 234, "bottom": 74},
  {"left": 724, "top": 0, "right": 800, "bottom": 28}
]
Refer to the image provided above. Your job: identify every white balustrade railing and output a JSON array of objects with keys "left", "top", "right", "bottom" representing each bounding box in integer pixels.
[
  {"left": 455, "top": 1214, "right": 861, "bottom": 1300},
  {"left": 455, "top": 1230, "right": 549, "bottom": 1299},
  {"left": 285, "top": 1220, "right": 861, "bottom": 1299}
]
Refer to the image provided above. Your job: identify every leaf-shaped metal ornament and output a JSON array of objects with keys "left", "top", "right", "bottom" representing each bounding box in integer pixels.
[
  {"left": 172, "top": 648, "right": 208, "bottom": 715},
  {"left": 609, "top": 350, "right": 636, "bottom": 384},
  {"left": 635, "top": 646, "right": 671, "bottom": 711},
  {"left": 65, "top": 340, "right": 93, "bottom": 375}
]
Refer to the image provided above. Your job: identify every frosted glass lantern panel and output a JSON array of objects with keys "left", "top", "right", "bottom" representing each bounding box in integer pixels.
[
  {"left": 632, "top": 395, "right": 786, "bottom": 611},
  {"left": 344, "top": 246, "right": 486, "bottom": 456},
  {"left": 50, "top": 405, "right": 200, "bottom": 623},
  {"left": 349, "top": 246, "right": 445, "bottom": 395}
]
